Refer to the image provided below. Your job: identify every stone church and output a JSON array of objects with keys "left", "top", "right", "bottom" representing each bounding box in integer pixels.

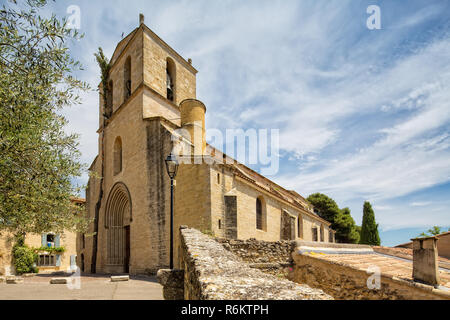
[{"left": 79, "top": 15, "right": 334, "bottom": 275}]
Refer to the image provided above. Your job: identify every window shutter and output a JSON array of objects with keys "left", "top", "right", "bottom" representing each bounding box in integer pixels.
[
  {"left": 56, "top": 254, "right": 61, "bottom": 267},
  {"left": 41, "top": 233, "right": 47, "bottom": 247},
  {"left": 55, "top": 234, "right": 61, "bottom": 248}
]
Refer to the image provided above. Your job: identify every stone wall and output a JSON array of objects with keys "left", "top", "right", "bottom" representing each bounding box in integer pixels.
[
  {"left": 178, "top": 227, "right": 332, "bottom": 300},
  {"left": 217, "top": 238, "right": 296, "bottom": 264},
  {"left": 291, "top": 251, "right": 450, "bottom": 300},
  {"left": 216, "top": 238, "right": 296, "bottom": 277}
]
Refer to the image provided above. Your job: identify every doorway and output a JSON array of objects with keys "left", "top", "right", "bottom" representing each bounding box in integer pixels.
[{"left": 124, "top": 226, "right": 130, "bottom": 273}]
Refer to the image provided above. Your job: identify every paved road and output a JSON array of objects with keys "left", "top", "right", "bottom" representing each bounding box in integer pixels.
[{"left": 0, "top": 274, "right": 164, "bottom": 300}]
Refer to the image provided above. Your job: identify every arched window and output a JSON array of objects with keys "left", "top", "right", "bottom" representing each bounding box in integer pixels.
[
  {"left": 256, "top": 196, "right": 266, "bottom": 231},
  {"left": 166, "top": 57, "right": 176, "bottom": 102},
  {"left": 124, "top": 56, "right": 131, "bottom": 101},
  {"left": 320, "top": 225, "right": 325, "bottom": 242},
  {"left": 113, "top": 137, "right": 122, "bottom": 175}
]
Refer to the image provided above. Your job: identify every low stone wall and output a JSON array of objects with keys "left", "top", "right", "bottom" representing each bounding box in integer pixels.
[
  {"left": 216, "top": 238, "right": 296, "bottom": 264},
  {"left": 178, "top": 227, "right": 332, "bottom": 300},
  {"left": 216, "top": 238, "right": 295, "bottom": 276},
  {"left": 291, "top": 252, "right": 450, "bottom": 300}
]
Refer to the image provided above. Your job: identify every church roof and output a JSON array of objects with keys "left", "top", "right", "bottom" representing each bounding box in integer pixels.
[{"left": 205, "top": 144, "right": 330, "bottom": 225}]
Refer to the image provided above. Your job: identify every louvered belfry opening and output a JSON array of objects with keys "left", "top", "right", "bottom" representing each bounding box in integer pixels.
[{"left": 105, "top": 183, "right": 131, "bottom": 267}]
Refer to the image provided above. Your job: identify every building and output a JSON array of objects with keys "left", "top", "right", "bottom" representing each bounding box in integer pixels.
[
  {"left": 80, "top": 15, "right": 335, "bottom": 275},
  {"left": 0, "top": 197, "right": 83, "bottom": 276},
  {"left": 396, "top": 231, "right": 450, "bottom": 260}
]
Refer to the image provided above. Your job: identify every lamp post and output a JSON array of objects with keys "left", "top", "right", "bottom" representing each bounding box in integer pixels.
[{"left": 164, "top": 153, "right": 179, "bottom": 269}]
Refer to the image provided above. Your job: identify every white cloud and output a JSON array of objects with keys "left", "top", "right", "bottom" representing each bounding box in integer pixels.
[{"left": 410, "top": 202, "right": 432, "bottom": 207}]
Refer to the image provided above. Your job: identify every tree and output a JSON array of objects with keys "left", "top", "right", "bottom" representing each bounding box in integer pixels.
[
  {"left": 418, "top": 226, "right": 444, "bottom": 238},
  {"left": 307, "top": 193, "right": 341, "bottom": 222},
  {"left": 335, "top": 208, "right": 360, "bottom": 244},
  {"left": 307, "top": 193, "right": 360, "bottom": 244},
  {"left": 0, "top": 0, "right": 90, "bottom": 236},
  {"left": 360, "top": 201, "right": 380, "bottom": 245}
]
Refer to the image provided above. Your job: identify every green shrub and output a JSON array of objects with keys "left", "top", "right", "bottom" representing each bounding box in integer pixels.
[{"left": 12, "top": 244, "right": 37, "bottom": 275}]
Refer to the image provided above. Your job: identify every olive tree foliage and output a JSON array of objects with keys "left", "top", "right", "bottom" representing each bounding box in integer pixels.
[{"left": 0, "top": 0, "right": 90, "bottom": 236}]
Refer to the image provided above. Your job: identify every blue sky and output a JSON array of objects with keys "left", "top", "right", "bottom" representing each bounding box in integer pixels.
[{"left": 30, "top": 0, "right": 450, "bottom": 246}]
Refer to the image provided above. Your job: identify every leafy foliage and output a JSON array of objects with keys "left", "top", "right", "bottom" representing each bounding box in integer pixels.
[
  {"left": 0, "top": 0, "right": 90, "bottom": 235},
  {"left": 418, "top": 226, "right": 447, "bottom": 238},
  {"left": 359, "top": 201, "right": 380, "bottom": 245},
  {"left": 307, "top": 193, "right": 360, "bottom": 243},
  {"left": 32, "top": 246, "right": 65, "bottom": 254},
  {"left": 12, "top": 235, "right": 37, "bottom": 274},
  {"left": 94, "top": 47, "right": 112, "bottom": 119}
]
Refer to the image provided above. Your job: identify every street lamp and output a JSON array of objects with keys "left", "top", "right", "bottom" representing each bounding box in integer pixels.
[{"left": 165, "top": 153, "right": 179, "bottom": 269}]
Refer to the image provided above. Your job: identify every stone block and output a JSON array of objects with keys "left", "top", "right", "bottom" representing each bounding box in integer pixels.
[
  {"left": 50, "top": 278, "right": 68, "bottom": 284},
  {"left": 157, "top": 269, "right": 184, "bottom": 300},
  {"left": 111, "top": 275, "right": 129, "bottom": 282}
]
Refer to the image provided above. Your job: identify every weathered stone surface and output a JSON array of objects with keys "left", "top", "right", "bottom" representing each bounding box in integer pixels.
[
  {"left": 111, "top": 275, "right": 129, "bottom": 282},
  {"left": 157, "top": 269, "right": 184, "bottom": 300},
  {"left": 180, "top": 227, "right": 332, "bottom": 300},
  {"left": 292, "top": 250, "right": 450, "bottom": 300},
  {"left": 50, "top": 278, "right": 68, "bottom": 284},
  {"left": 218, "top": 237, "right": 296, "bottom": 264}
]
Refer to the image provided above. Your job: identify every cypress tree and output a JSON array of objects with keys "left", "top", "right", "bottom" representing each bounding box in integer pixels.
[{"left": 360, "top": 201, "right": 380, "bottom": 245}]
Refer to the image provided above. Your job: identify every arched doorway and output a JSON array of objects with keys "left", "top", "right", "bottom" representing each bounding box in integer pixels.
[{"left": 105, "top": 182, "right": 132, "bottom": 273}]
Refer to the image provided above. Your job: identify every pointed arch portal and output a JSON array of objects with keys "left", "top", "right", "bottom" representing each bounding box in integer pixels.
[{"left": 105, "top": 182, "right": 132, "bottom": 271}]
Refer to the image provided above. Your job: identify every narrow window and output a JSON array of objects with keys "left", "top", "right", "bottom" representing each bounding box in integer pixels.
[
  {"left": 297, "top": 215, "right": 303, "bottom": 238},
  {"left": 46, "top": 234, "right": 55, "bottom": 247},
  {"left": 312, "top": 227, "right": 318, "bottom": 241},
  {"left": 217, "top": 173, "right": 221, "bottom": 184},
  {"left": 329, "top": 230, "right": 334, "bottom": 243},
  {"left": 113, "top": 137, "right": 122, "bottom": 175},
  {"left": 218, "top": 219, "right": 222, "bottom": 229},
  {"left": 124, "top": 56, "right": 131, "bottom": 100},
  {"left": 166, "top": 57, "right": 176, "bottom": 102},
  {"left": 320, "top": 225, "right": 324, "bottom": 242},
  {"left": 256, "top": 197, "right": 266, "bottom": 231}
]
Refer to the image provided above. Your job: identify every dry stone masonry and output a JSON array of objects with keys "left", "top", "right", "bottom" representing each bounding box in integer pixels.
[
  {"left": 216, "top": 238, "right": 296, "bottom": 276},
  {"left": 178, "top": 227, "right": 333, "bottom": 300}
]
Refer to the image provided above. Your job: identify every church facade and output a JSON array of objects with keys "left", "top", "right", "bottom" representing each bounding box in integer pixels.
[{"left": 79, "top": 16, "right": 334, "bottom": 275}]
